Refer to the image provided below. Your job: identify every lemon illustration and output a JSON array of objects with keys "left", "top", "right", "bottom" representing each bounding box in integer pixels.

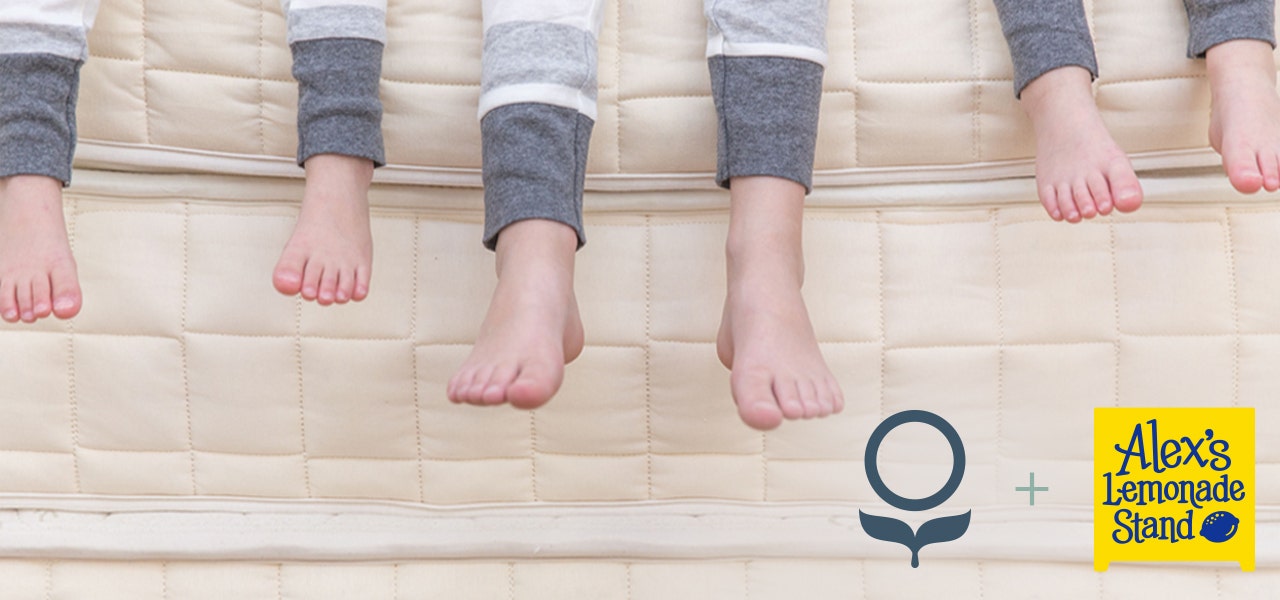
[{"left": 1200, "top": 511, "right": 1239, "bottom": 543}]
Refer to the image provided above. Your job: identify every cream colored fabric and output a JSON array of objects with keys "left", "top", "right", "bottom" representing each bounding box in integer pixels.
[
  {"left": 0, "top": 559, "right": 1278, "bottom": 599},
  {"left": 3, "top": 0, "right": 1280, "bottom": 591},
  {"left": 0, "top": 171, "right": 1278, "bottom": 567},
  {"left": 73, "top": 0, "right": 1280, "bottom": 187}
]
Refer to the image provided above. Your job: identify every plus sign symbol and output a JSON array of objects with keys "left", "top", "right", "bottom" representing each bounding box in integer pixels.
[{"left": 1016, "top": 472, "right": 1049, "bottom": 505}]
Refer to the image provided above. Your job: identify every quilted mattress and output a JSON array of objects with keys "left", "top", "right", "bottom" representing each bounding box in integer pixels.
[{"left": 3, "top": 0, "right": 1280, "bottom": 597}]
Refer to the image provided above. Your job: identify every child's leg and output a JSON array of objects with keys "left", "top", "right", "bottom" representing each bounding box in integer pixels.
[
  {"left": 707, "top": 0, "right": 843, "bottom": 430},
  {"left": 1185, "top": 0, "right": 1280, "bottom": 193},
  {"left": 0, "top": 1, "right": 99, "bottom": 323},
  {"left": 447, "top": 0, "right": 601, "bottom": 409},
  {"left": 273, "top": 0, "right": 386, "bottom": 304},
  {"left": 993, "top": 0, "right": 1143, "bottom": 220},
  {"left": 0, "top": 176, "right": 79, "bottom": 323}
]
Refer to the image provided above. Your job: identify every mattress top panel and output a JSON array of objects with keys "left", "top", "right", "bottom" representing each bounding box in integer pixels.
[{"left": 72, "top": 0, "right": 1274, "bottom": 188}]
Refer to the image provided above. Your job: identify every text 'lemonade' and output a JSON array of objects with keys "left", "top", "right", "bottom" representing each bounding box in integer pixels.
[{"left": 1094, "top": 408, "right": 1254, "bottom": 571}]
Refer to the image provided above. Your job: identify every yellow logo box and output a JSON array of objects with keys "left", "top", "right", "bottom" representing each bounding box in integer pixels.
[{"left": 1094, "top": 407, "right": 1254, "bottom": 572}]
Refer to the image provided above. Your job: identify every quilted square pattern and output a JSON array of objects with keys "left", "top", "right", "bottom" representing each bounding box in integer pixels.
[
  {"left": 0, "top": 173, "right": 1275, "bottom": 514},
  {"left": 73, "top": 0, "right": 1279, "bottom": 182},
  {"left": 0, "top": 559, "right": 1274, "bottom": 600}
]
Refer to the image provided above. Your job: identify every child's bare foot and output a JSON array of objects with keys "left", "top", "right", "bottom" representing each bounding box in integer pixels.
[
  {"left": 0, "top": 175, "right": 81, "bottom": 324},
  {"left": 273, "top": 154, "right": 374, "bottom": 305},
  {"left": 447, "top": 219, "right": 584, "bottom": 410},
  {"left": 716, "top": 177, "right": 844, "bottom": 431},
  {"left": 1021, "top": 66, "right": 1143, "bottom": 222},
  {"left": 1207, "top": 39, "right": 1280, "bottom": 194}
]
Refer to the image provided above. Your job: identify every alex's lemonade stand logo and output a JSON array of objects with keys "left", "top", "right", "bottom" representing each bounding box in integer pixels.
[{"left": 1094, "top": 408, "right": 1255, "bottom": 571}]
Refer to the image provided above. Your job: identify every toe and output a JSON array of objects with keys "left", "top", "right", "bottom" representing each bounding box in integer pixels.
[
  {"left": 300, "top": 261, "right": 322, "bottom": 301},
  {"left": 1072, "top": 180, "right": 1097, "bottom": 219},
  {"left": 730, "top": 371, "right": 783, "bottom": 431},
  {"left": 31, "top": 274, "right": 52, "bottom": 319},
  {"left": 1038, "top": 185, "right": 1062, "bottom": 221},
  {"left": 1260, "top": 148, "right": 1280, "bottom": 192},
  {"left": 1087, "top": 173, "right": 1113, "bottom": 215},
  {"left": 448, "top": 365, "right": 482, "bottom": 404},
  {"left": 353, "top": 265, "right": 370, "bottom": 302},
  {"left": 317, "top": 268, "right": 339, "bottom": 305},
  {"left": 1055, "top": 184, "right": 1080, "bottom": 223},
  {"left": 507, "top": 362, "right": 562, "bottom": 410},
  {"left": 50, "top": 261, "right": 81, "bottom": 319},
  {"left": 334, "top": 268, "right": 354, "bottom": 304},
  {"left": 827, "top": 377, "right": 846, "bottom": 414},
  {"left": 463, "top": 366, "right": 496, "bottom": 405},
  {"left": 1106, "top": 161, "right": 1143, "bottom": 213},
  {"left": 773, "top": 378, "right": 805, "bottom": 420},
  {"left": 1223, "top": 147, "right": 1264, "bottom": 194},
  {"left": 797, "top": 379, "right": 821, "bottom": 419},
  {"left": 481, "top": 365, "right": 519, "bottom": 405},
  {"left": 1, "top": 278, "right": 17, "bottom": 323},
  {"left": 16, "top": 279, "right": 34, "bottom": 323},
  {"left": 273, "top": 251, "right": 306, "bottom": 296}
]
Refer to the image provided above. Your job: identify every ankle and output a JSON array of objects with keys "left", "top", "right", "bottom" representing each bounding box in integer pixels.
[
  {"left": 303, "top": 154, "right": 374, "bottom": 193},
  {"left": 0, "top": 175, "right": 63, "bottom": 199},
  {"left": 493, "top": 219, "right": 578, "bottom": 276},
  {"left": 725, "top": 242, "right": 805, "bottom": 291},
  {"left": 1207, "top": 39, "right": 1276, "bottom": 75},
  {"left": 1020, "top": 66, "right": 1099, "bottom": 126}
]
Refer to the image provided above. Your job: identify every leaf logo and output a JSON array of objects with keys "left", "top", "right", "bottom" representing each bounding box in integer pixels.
[
  {"left": 861, "top": 411, "right": 970, "bottom": 568},
  {"left": 859, "top": 510, "right": 972, "bottom": 568}
]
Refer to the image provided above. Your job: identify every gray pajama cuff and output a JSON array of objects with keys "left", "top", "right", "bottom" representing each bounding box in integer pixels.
[
  {"left": 709, "top": 56, "right": 823, "bottom": 193},
  {"left": 481, "top": 103, "right": 590, "bottom": 251},
  {"left": 993, "top": 0, "right": 1098, "bottom": 98},
  {"left": 1185, "top": 0, "right": 1276, "bottom": 58},
  {"left": 291, "top": 38, "right": 386, "bottom": 167},
  {"left": 0, "top": 53, "right": 81, "bottom": 185}
]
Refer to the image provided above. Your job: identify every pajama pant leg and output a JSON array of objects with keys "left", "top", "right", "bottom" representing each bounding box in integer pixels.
[
  {"left": 281, "top": 0, "right": 388, "bottom": 167},
  {"left": 705, "top": 0, "right": 828, "bottom": 192},
  {"left": 1183, "top": 0, "right": 1275, "bottom": 57},
  {"left": 992, "top": 0, "right": 1098, "bottom": 98},
  {"left": 0, "top": 0, "right": 100, "bottom": 184},
  {"left": 479, "top": 0, "right": 605, "bottom": 250}
]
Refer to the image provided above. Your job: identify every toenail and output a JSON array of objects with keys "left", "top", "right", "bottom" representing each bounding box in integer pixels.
[
  {"left": 2, "top": 310, "right": 15, "bottom": 321},
  {"left": 54, "top": 298, "right": 74, "bottom": 311}
]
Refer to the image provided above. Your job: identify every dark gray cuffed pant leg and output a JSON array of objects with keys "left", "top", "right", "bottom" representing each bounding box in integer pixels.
[
  {"left": 709, "top": 55, "right": 824, "bottom": 193},
  {"left": 291, "top": 38, "right": 386, "bottom": 167},
  {"left": 1184, "top": 0, "right": 1276, "bottom": 57},
  {"left": 992, "top": 0, "right": 1098, "bottom": 98},
  {"left": 0, "top": 53, "right": 81, "bottom": 184},
  {"left": 481, "top": 103, "right": 591, "bottom": 250}
]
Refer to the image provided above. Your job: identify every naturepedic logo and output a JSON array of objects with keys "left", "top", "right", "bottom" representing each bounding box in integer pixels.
[{"left": 1094, "top": 408, "right": 1254, "bottom": 571}]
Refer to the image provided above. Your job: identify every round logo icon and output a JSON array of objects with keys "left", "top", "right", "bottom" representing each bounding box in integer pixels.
[
  {"left": 1200, "top": 511, "right": 1239, "bottom": 543},
  {"left": 864, "top": 410, "right": 966, "bottom": 511}
]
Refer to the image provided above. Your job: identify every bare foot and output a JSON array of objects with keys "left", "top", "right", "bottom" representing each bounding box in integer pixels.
[
  {"left": 716, "top": 177, "right": 844, "bottom": 431},
  {"left": 1207, "top": 39, "right": 1280, "bottom": 194},
  {"left": 447, "top": 219, "right": 584, "bottom": 410},
  {"left": 273, "top": 154, "right": 374, "bottom": 305},
  {"left": 1021, "top": 66, "right": 1143, "bottom": 222},
  {"left": 0, "top": 175, "right": 81, "bottom": 324}
]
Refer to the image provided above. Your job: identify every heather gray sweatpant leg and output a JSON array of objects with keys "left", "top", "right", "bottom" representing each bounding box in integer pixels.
[
  {"left": 0, "top": 0, "right": 99, "bottom": 184},
  {"left": 706, "top": 0, "right": 828, "bottom": 192},
  {"left": 993, "top": 0, "right": 1277, "bottom": 97},
  {"left": 478, "top": 0, "right": 604, "bottom": 250},
  {"left": 281, "top": 0, "right": 388, "bottom": 167}
]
